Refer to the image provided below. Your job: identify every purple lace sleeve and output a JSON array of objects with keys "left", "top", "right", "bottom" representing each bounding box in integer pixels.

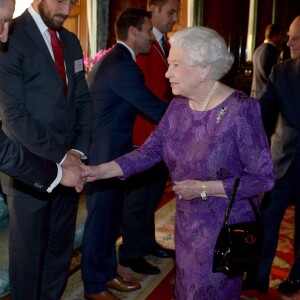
[{"left": 222, "top": 95, "right": 274, "bottom": 199}]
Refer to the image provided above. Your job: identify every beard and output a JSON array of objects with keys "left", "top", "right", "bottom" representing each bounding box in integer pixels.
[{"left": 38, "top": 0, "right": 67, "bottom": 31}]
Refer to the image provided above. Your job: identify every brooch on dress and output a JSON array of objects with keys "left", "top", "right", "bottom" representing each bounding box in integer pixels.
[{"left": 216, "top": 106, "right": 228, "bottom": 124}]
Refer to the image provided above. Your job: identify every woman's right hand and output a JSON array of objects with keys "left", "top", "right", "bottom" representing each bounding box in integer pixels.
[
  {"left": 82, "top": 165, "right": 102, "bottom": 182},
  {"left": 83, "top": 161, "right": 123, "bottom": 182}
]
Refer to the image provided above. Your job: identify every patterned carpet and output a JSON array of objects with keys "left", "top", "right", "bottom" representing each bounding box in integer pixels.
[
  {"left": 242, "top": 205, "right": 298, "bottom": 300},
  {"left": 62, "top": 255, "right": 175, "bottom": 300},
  {"left": 62, "top": 185, "right": 176, "bottom": 300},
  {"left": 62, "top": 185, "right": 296, "bottom": 300}
]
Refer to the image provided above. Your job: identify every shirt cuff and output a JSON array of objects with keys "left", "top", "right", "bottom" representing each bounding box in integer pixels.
[
  {"left": 46, "top": 164, "right": 62, "bottom": 193},
  {"left": 59, "top": 150, "right": 87, "bottom": 165},
  {"left": 59, "top": 154, "right": 67, "bottom": 165},
  {"left": 71, "top": 149, "right": 87, "bottom": 160}
]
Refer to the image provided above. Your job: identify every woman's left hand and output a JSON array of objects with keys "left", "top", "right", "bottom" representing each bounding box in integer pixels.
[{"left": 173, "top": 180, "right": 202, "bottom": 200}]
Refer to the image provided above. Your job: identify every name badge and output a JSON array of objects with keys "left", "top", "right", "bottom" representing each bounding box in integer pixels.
[{"left": 74, "top": 59, "right": 83, "bottom": 73}]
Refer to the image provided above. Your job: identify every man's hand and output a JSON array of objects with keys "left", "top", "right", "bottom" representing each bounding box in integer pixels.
[
  {"left": 60, "top": 164, "right": 85, "bottom": 193},
  {"left": 62, "top": 150, "right": 83, "bottom": 166}
]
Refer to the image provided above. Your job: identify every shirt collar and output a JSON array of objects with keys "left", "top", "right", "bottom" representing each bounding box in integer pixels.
[
  {"left": 264, "top": 40, "right": 276, "bottom": 47},
  {"left": 117, "top": 41, "right": 136, "bottom": 61},
  {"left": 28, "top": 5, "right": 49, "bottom": 36},
  {"left": 153, "top": 27, "right": 164, "bottom": 43}
]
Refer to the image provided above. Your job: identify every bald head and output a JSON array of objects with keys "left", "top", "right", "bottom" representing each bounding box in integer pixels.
[
  {"left": 287, "top": 16, "right": 300, "bottom": 59},
  {"left": 0, "top": 0, "right": 15, "bottom": 43}
]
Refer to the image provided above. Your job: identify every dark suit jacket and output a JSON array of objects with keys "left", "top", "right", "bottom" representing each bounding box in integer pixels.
[
  {"left": 87, "top": 43, "right": 167, "bottom": 164},
  {"left": 251, "top": 43, "right": 280, "bottom": 99},
  {"left": 0, "top": 10, "right": 92, "bottom": 196},
  {"left": 260, "top": 58, "right": 300, "bottom": 179},
  {"left": 0, "top": 129, "right": 57, "bottom": 192}
]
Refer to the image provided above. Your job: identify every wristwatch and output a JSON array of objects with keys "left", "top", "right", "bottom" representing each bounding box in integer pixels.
[{"left": 200, "top": 183, "right": 207, "bottom": 200}]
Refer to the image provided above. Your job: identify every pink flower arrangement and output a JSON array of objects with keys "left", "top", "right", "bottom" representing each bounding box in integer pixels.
[{"left": 84, "top": 45, "right": 115, "bottom": 72}]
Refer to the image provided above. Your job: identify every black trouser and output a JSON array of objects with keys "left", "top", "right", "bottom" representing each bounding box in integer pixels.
[
  {"left": 258, "top": 155, "right": 300, "bottom": 284},
  {"left": 119, "top": 162, "right": 169, "bottom": 260},
  {"left": 8, "top": 186, "right": 78, "bottom": 300}
]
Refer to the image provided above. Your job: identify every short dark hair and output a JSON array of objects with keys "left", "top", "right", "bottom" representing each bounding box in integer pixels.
[
  {"left": 147, "top": 0, "right": 180, "bottom": 11},
  {"left": 265, "top": 24, "right": 283, "bottom": 39},
  {"left": 115, "top": 8, "right": 152, "bottom": 41},
  {"left": 147, "top": 0, "right": 168, "bottom": 11}
]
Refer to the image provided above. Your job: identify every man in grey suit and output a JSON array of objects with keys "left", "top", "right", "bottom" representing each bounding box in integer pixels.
[
  {"left": 243, "top": 16, "right": 300, "bottom": 295},
  {"left": 250, "top": 23, "right": 283, "bottom": 99},
  {"left": 0, "top": 0, "right": 92, "bottom": 299}
]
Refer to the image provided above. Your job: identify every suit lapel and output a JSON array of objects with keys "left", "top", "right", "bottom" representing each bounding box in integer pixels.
[
  {"left": 152, "top": 40, "right": 168, "bottom": 67},
  {"left": 59, "top": 29, "right": 75, "bottom": 98},
  {"left": 22, "top": 11, "right": 68, "bottom": 96},
  {"left": 288, "top": 59, "right": 300, "bottom": 112}
]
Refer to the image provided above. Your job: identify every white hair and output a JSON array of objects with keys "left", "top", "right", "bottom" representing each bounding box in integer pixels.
[{"left": 169, "top": 26, "right": 234, "bottom": 80}]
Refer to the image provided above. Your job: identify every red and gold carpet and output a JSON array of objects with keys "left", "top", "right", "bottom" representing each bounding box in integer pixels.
[{"left": 242, "top": 205, "right": 297, "bottom": 300}]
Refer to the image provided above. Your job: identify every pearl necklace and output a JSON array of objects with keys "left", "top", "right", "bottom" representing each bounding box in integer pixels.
[{"left": 189, "top": 81, "right": 219, "bottom": 111}]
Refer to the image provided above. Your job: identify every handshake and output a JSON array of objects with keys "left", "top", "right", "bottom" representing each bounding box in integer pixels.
[
  {"left": 60, "top": 150, "right": 92, "bottom": 193},
  {"left": 60, "top": 151, "right": 122, "bottom": 193}
]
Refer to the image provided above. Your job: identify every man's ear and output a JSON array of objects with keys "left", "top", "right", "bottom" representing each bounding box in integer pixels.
[
  {"left": 32, "top": 0, "right": 42, "bottom": 10},
  {"left": 149, "top": 4, "right": 158, "bottom": 16},
  {"left": 128, "top": 26, "right": 138, "bottom": 39}
]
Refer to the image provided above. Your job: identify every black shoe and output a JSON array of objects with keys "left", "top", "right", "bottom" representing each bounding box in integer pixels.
[
  {"left": 149, "top": 243, "right": 175, "bottom": 258},
  {"left": 119, "top": 257, "right": 161, "bottom": 275},
  {"left": 278, "top": 278, "right": 300, "bottom": 294},
  {"left": 242, "top": 278, "right": 269, "bottom": 293}
]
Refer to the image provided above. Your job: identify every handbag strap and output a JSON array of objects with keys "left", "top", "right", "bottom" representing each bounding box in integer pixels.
[{"left": 222, "top": 178, "right": 260, "bottom": 226}]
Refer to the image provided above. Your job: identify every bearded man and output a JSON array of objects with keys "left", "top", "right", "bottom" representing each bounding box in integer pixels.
[{"left": 0, "top": 0, "right": 92, "bottom": 299}]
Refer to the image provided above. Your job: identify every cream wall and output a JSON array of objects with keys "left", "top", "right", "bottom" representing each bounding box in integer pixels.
[{"left": 14, "top": 0, "right": 32, "bottom": 18}]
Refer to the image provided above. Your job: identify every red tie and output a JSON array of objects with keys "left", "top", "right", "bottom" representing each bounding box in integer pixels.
[{"left": 48, "top": 28, "right": 67, "bottom": 94}]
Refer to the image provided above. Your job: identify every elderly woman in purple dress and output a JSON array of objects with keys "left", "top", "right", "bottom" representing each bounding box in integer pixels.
[{"left": 83, "top": 26, "right": 274, "bottom": 300}]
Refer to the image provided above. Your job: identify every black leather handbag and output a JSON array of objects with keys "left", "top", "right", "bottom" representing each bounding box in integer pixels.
[{"left": 212, "top": 178, "right": 264, "bottom": 278}]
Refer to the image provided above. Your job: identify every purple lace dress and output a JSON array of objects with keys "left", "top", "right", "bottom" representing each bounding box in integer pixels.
[{"left": 116, "top": 91, "right": 274, "bottom": 300}]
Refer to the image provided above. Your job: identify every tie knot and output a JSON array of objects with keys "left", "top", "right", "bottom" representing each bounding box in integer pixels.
[{"left": 48, "top": 28, "right": 57, "bottom": 37}]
